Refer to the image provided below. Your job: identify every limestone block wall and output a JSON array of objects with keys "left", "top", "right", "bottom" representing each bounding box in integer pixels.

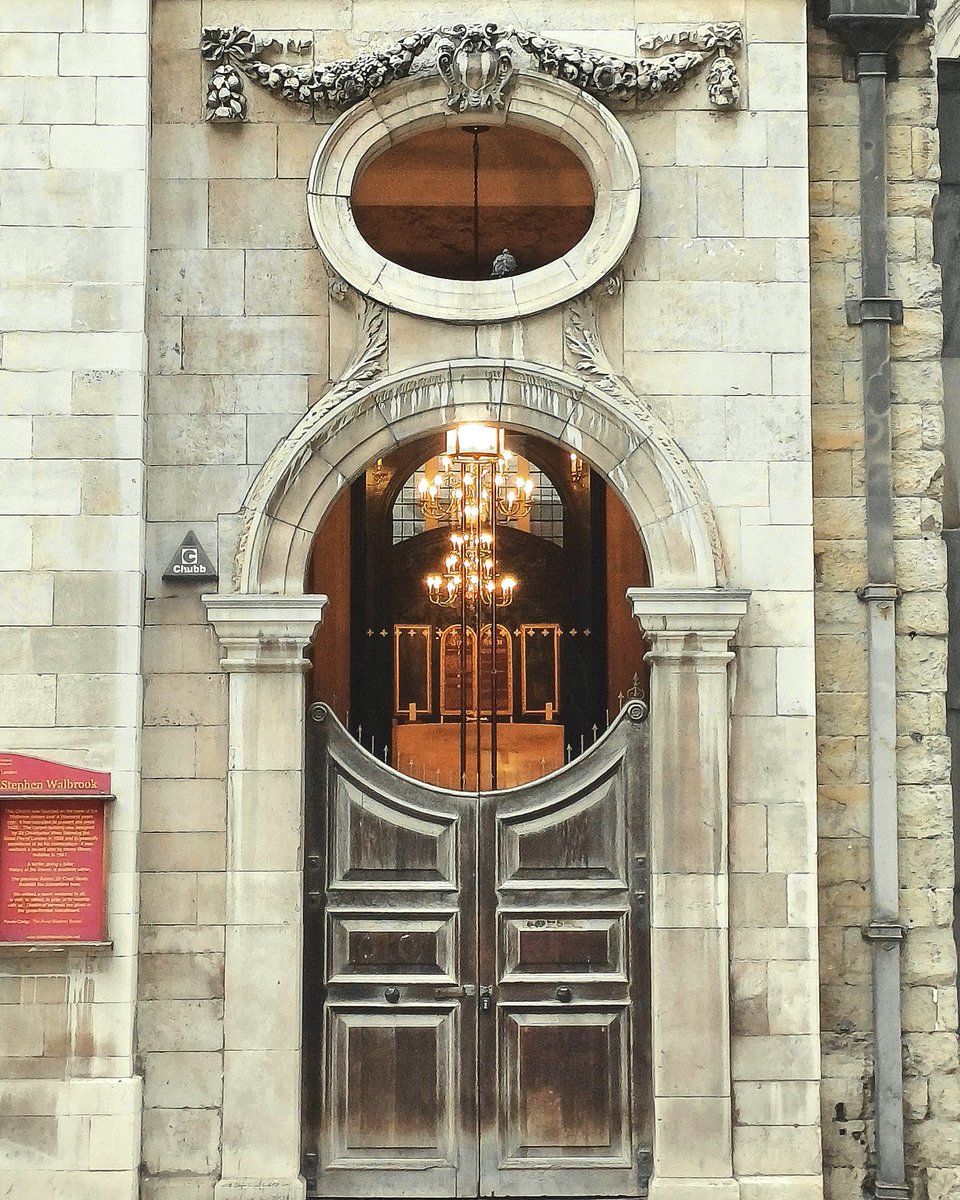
[
  {"left": 140, "top": 3, "right": 333, "bottom": 1191},
  {"left": 0, "top": 0, "right": 149, "bottom": 1196},
  {"left": 807, "top": 18, "right": 960, "bottom": 1200}
]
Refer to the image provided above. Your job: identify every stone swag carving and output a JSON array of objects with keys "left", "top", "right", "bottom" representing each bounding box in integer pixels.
[{"left": 200, "top": 21, "right": 743, "bottom": 122}]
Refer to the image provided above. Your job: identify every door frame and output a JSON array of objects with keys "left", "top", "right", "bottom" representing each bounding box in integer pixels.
[{"left": 204, "top": 358, "right": 756, "bottom": 1200}]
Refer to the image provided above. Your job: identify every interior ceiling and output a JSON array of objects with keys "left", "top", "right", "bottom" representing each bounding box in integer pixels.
[{"left": 352, "top": 125, "right": 595, "bottom": 208}]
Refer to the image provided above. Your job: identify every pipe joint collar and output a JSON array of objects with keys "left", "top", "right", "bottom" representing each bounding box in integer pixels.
[
  {"left": 858, "top": 584, "right": 901, "bottom": 603},
  {"left": 846, "top": 297, "right": 904, "bottom": 326},
  {"left": 873, "top": 1183, "right": 910, "bottom": 1200},
  {"left": 862, "top": 921, "right": 906, "bottom": 943}
]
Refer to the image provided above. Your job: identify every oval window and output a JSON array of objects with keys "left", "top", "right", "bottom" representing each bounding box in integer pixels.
[{"left": 351, "top": 126, "right": 596, "bottom": 282}]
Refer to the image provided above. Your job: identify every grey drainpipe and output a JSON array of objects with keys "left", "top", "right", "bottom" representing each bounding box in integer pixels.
[{"left": 812, "top": 3, "right": 933, "bottom": 1197}]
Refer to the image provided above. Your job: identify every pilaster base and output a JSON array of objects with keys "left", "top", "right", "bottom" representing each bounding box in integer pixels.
[
  {"left": 650, "top": 1179, "right": 741, "bottom": 1200},
  {"left": 214, "top": 1179, "right": 306, "bottom": 1200}
]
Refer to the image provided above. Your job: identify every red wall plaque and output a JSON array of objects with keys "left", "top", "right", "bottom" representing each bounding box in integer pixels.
[
  {"left": 0, "top": 753, "right": 111, "bottom": 796},
  {"left": 0, "top": 755, "right": 111, "bottom": 944}
]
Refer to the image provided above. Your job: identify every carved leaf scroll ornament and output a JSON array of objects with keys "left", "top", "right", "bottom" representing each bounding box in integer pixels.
[{"left": 199, "top": 21, "right": 743, "bottom": 122}]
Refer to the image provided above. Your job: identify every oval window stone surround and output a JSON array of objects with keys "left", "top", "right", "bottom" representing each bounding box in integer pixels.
[{"left": 306, "top": 72, "right": 641, "bottom": 324}]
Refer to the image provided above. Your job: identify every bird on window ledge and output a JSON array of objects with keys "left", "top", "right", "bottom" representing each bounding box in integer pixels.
[{"left": 491, "top": 248, "right": 518, "bottom": 278}]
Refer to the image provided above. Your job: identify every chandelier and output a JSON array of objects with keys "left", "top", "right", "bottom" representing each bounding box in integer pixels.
[
  {"left": 421, "top": 425, "right": 532, "bottom": 609},
  {"left": 426, "top": 530, "right": 518, "bottom": 608}
]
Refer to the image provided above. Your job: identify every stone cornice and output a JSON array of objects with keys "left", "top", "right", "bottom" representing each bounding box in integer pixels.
[{"left": 200, "top": 21, "right": 743, "bottom": 122}]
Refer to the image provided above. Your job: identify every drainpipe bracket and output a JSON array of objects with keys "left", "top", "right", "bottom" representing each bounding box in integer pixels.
[
  {"left": 846, "top": 297, "right": 904, "bottom": 326},
  {"left": 873, "top": 1182, "right": 910, "bottom": 1200},
  {"left": 862, "top": 921, "right": 906, "bottom": 943},
  {"left": 811, "top": 1, "right": 934, "bottom": 56},
  {"left": 857, "top": 584, "right": 901, "bottom": 603}
]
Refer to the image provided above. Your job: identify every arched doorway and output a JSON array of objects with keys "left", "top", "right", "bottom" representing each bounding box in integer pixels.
[
  {"left": 301, "top": 421, "right": 653, "bottom": 1196},
  {"left": 205, "top": 361, "right": 746, "bottom": 1200}
]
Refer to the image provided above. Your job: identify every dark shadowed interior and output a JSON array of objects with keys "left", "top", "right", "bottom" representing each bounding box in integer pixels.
[{"left": 351, "top": 126, "right": 596, "bottom": 280}]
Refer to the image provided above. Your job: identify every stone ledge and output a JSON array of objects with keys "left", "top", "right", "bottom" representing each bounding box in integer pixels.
[
  {"left": 650, "top": 1178, "right": 741, "bottom": 1200},
  {"left": 214, "top": 1180, "right": 306, "bottom": 1200}
]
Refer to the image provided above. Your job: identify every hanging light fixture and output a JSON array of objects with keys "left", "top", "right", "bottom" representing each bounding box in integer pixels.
[
  {"left": 421, "top": 422, "right": 530, "bottom": 791},
  {"left": 417, "top": 426, "right": 534, "bottom": 526},
  {"left": 426, "top": 529, "right": 517, "bottom": 608},
  {"left": 422, "top": 424, "right": 532, "bottom": 610}
]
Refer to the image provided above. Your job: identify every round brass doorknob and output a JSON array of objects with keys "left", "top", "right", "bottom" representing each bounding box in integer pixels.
[
  {"left": 384, "top": 987, "right": 400, "bottom": 1004},
  {"left": 555, "top": 986, "right": 572, "bottom": 1003}
]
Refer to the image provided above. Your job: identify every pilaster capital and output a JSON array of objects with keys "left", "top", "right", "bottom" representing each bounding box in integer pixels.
[
  {"left": 203, "top": 593, "right": 328, "bottom": 672},
  {"left": 628, "top": 588, "right": 750, "bottom": 663}
]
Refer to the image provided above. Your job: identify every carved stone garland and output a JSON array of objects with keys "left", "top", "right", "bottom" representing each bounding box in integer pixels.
[{"left": 200, "top": 21, "right": 743, "bottom": 122}]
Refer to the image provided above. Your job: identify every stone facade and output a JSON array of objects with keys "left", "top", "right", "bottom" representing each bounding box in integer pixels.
[
  {"left": 807, "top": 20, "right": 960, "bottom": 1200},
  {"left": 0, "top": 2, "right": 956, "bottom": 1199},
  {"left": 0, "top": 1, "right": 149, "bottom": 1197}
]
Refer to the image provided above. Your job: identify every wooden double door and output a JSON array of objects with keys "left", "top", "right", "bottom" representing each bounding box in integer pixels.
[{"left": 302, "top": 703, "right": 652, "bottom": 1198}]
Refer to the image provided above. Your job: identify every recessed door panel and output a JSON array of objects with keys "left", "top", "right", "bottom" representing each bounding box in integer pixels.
[
  {"left": 327, "top": 911, "right": 457, "bottom": 983},
  {"left": 499, "top": 1007, "right": 631, "bottom": 1164},
  {"left": 332, "top": 777, "right": 457, "bottom": 889},
  {"left": 501, "top": 911, "right": 626, "bottom": 981},
  {"left": 498, "top": 778, "right": 626, "bottom": 887},
  {"left": 326, "top": 1007, "right": 457, "bottom": 1164}
]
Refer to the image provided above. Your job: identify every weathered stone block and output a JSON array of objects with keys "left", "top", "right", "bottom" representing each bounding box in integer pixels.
[
  {"left": 140, "top": 872, "right": 198, "bottom": 926},
  {"left": 0, "top": 573, "right": 53, "bottom": 626},
  {"left": 0, "top": 34, "right": 60, "bottom": 76},
  {"left": 150, "top": 179, "right": 208, "bottom": 250},
  {"left": 142, "top": 1107, "right": 220, "bottom": 1175},
  {"left": 244, "top": 250, "right": 329, "bottom": 317},
  {"left": 139, "top": 832, "right": 226, "bottom": 874},
  {"left": 730, "top": 873, "right": 788, "bottom": 929},
  {"left": 151, "top": 250, "right": 245, "bottom": 318},
  {"left": 143, "top": 1051, "right": 222, "bottom": 1110},
  {"left": 59, "top": 31, "right": 148, "bottom": 77},
  {"left": 147, "top": 414, "right": 246, "bottom": 466},
  {"left": 902, "top": 930, "right": 959, "bottom": 989},
  {"left": 208, "top": 179, "right": 314, "bottom": 249},
  {"left": 96, "top": 77, "right": 149, "bottom": 125},
  {"left": 153, "top": 123, "right": 277, "bottom": 180},
  {"left": 49, "top": 125, "right": 145, "bottom": 172},
  {"left": 734, "top": 1080, "right": 819, "bottom": 1127},
  {"left": 182, "top": 316, "right": 327, "bottom": 375},
  {"left": 140, "top": 777, "right": 225, "bottom": 835},
  {"left": 732, "top": 1035, "right": 821, "bottom": 1082},
  {"left": 137, "top": 1000, "right": 224, "bottom": 1054},
  {"left": 153, "top": 47, "right": 204, "bottom": 124},
  {"left": 139, "top": 953, "right": 225, "bottom": 1001}
]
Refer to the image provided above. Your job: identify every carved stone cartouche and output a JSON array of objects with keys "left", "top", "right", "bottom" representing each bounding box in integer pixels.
[{"left": 435, "top": 23, "right": 516, "bottom": 112}]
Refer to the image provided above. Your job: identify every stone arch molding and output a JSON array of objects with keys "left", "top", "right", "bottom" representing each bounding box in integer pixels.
[
  {"left": 307, "top": 72, "right": 642, "bottom": 322},
  {"left": 230, "top": 360, "right": 725, "bottom": 596}
]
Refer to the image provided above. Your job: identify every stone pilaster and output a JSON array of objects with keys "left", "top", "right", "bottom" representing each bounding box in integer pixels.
[
  {"left": 205, "top": 594, "right": 327, "bottom": 1200},
  {"left": 629, "top": 588, "right": 750, "bottom": 1200}
]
